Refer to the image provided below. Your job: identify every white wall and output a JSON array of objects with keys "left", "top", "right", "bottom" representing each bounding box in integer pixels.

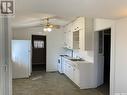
[
  {"left": 12, "top": 27, "right": 64, "bottom": 72},
  {"left": 94, "top": 19, "right": 114, "bottom": 31},
  {"left": 46, "top": 30, "right": 64, "bottom": 71},
  {"left": 96, "top": 17, "right": 127, "bottom": 95},
  {"left": 114, "top": 18, "right": 127, "bottom": 94},
  {"left": 64, "top": 49, "right": 94, "bottom": 63},
  {"left": 13, "top": 27, "right": 47, "bottom": 40}
]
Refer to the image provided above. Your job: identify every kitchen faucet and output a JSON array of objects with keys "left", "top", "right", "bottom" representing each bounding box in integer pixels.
[{"left": 71, "top": 50, "right": 73, "bottom": 57}]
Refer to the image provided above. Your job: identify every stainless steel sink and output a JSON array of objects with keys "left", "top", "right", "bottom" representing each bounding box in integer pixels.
[{"left": 70, "top": 58, "right": 85, "bottom": 61}]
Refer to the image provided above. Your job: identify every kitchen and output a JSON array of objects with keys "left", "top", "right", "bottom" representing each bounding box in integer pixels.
[
  {"left": 11, "top": 16, "right": 112, "bottom": 95},
  {"left": 1, "top": 0, "right": 127, "bottom": 95},
  {"left": 57, "top": 17, "right": 98, "bottom": 89}
]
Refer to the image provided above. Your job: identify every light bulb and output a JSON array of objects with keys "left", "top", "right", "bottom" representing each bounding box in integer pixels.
[
  {"left": 43, "top": 28, "right": 47, "bottom": 31},
  {"left": 47, "top": 28, "right": 52, "bottom": 32}
]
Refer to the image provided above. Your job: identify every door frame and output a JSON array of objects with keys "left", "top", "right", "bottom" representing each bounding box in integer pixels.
[
  {"left": 2, "top": 17, "right": 12, "bottom": 95},
  {"left": 96, "top": 28, "right": 111, "bottom": 85},
  {"left": 30, "top": 35, "right": 47, "bottom": 73},
  {"left": 94, "top": 30, "right": 105, "bottom": 86},
  {"left": 94, "top": 25, "right": 116, "bottom": 95}
]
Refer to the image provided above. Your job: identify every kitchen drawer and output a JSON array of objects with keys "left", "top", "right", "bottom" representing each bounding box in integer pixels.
[
  {"left": 72, "top": 62, "right": 79, "bottom": 69},
  {"left": 65, "top": 59, "right": 73, "bottom": 66}
]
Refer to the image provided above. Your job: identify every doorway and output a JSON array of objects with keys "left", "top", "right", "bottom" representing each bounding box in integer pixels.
[
  {"left": 97, "top": 28, "right": 111, "bottom": 95},
  {"left": 32, "top": 35, "right": 46, "bottom": 72},
  {"left": 104, "top": 29, "right": 111, "bottom": 84}
]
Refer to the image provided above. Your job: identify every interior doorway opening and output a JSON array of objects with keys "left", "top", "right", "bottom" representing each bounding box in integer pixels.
[
  {"left": 103, "top": 29, "right": 111, "bottom": 85},
  {"left": 97, "top": 28, "right": 111, "bottom": 95},
  {"left": 31, "top": 35, "right": 46, "bottom": 72}
]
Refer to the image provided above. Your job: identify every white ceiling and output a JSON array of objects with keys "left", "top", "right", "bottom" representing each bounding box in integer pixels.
[
  {"left": 11, "top": 13, "right": 75, "bottom": 28},
  {"left": 12, "top": 0, "right": 127, "bottom": 28}
]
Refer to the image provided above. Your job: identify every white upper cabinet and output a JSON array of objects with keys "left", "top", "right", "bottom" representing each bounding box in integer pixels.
[
  {"left": 73, "top": 31, "right": 80, "bottom": 49},
  {"left": 84, "top": 17, "right": 94, "bottom": 50},
  {"left": 72, "top": 17, "right": 84, "bottom": 32},
  {"left": 64, "top": 17, "right": 94, "bottom": 51},
  {"left": 64, "top": 23, "right": 73, "bottom": 49}
]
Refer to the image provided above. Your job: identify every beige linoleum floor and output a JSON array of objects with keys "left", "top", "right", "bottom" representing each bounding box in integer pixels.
[{"left": 13, "top": 71, "right": 108, "bottom": 95}]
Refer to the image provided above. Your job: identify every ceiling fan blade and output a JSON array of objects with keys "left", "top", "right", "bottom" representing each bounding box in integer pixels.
[
  {"left": 40, "top": 16, "right": 71, "bottom": 21},
  {"left": 52, "top": 24, "right": 61, "bottom": 29},
  {"left": 36, "top": 23, "right": 60, "bottom": 29}
]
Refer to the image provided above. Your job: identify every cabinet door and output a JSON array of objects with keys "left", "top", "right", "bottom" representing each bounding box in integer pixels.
[
  {"left": 85, "top": 17, "right": 94, "bottom": 50},
  {"left": 72, "top": 17, "right": 84, "bottom": 32},
  {"left": 68, "top": 64, "right": 73, "bottom": 80},
  {"left": 63, "top": 31, "right": 69, "bottom": 48},
  {"left": 65, "top": 63, "right": 69, "bottom": 77},
  {"left": 62, "top": 58, "right": 66, "bottom": 74},
  {"left": 64, "top": 23, "right": 73, "bottom": 49},
  {"left": 67, "top": 31, "right": 73, "bottom": 49},
  {"left": 72, "top": 28, "right": 84, "bottom": 50},
  {"left": 64, "top": 61, "right": 73, "bottom": 80},
  {"left": 73, "top": 31, "right": 80, "bottom": 49},
  {"left": 63, "top": 31, "right": 67, "bottom": 47},
  {"left": 64, "top": 60, "right": 69, "bottom": 76},
  {"left": 57, "top": 60, "right": 61, "bottom": 73},
  {"left": 75, "top": 17, "right": 84, "bottom": 30},
  {"left": 79, "top": 29, "right": 84, "bottom": 50},
  {"left": 73, "top": 67, "right": 80, "bottom": 86},
  {"left": 72, "top": 17, "right": 85, "bottom": 50}
]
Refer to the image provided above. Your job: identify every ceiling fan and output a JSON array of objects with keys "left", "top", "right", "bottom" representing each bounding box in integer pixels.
[{"left": 40, "top": 17, "right": 61, "bottom": 32}]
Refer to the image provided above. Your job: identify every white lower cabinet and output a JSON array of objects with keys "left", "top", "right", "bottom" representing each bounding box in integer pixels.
[
  {"left": 64, "top": 59, "right": 73, "bottom": 80},
  {"left": 64, "top": 59, "right": 68, "bottom": 76},
  {"left": 67, "top": 64, "right": 73, "bottom": 80},
  {"left": 73, "top": 67, "right": 80, "bottom": 86},
  {"left": 65, "top": 63, "right": 69, "bottom": 77},
  {"left": 63, "top": 58, "right": 96, "bottom": 89}
]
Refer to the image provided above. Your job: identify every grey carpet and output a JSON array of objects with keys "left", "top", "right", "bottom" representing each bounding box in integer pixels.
[{"left": 13, "top": 71, "right": 108, "bottom": 95}]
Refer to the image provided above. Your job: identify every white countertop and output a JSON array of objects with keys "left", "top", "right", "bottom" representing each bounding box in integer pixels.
[{"left": 63, "top": 56, "right": 92, "bottom": 64}]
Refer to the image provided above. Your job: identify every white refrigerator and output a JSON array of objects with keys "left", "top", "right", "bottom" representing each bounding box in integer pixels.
[{"left": 12, "top": 40, "right": 31, "bottom": 79}]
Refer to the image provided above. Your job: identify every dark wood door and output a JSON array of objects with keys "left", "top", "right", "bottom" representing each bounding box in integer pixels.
[{"left": 32, "top": 35, "right": 46, "bottom": 65}]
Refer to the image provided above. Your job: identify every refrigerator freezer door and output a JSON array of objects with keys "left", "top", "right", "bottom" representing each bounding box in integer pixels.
[{"left": 12, "top": 40, "right": 31, "bottom": 79}]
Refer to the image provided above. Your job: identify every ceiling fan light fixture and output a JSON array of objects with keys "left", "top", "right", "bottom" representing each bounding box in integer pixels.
[
  {"left": 47, "top": 27, "right": 52, "bottom": 32},
  {"left": 43, "top": 28, "right": 47, "bottom": 31},
  {"left": 43, "top": 27, "right": 52, "bottom": 32}
]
